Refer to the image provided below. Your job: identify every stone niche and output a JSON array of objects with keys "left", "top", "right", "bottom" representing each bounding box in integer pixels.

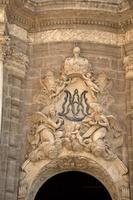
[{"left": 18, "top": 43, "right": 129, "bottom": 200}]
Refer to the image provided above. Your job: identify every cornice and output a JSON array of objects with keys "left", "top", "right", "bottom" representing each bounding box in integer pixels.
[
  {"left": 4, "top": 0, "right": 133, "bottom": 33},
  {"left": 24, "top": 1, "right": 121, "bottom": 13}
]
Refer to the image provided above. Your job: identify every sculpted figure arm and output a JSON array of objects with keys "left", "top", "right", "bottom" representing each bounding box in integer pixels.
[{"left": 82, "top": 73, "right": 100, "bottom": 92}]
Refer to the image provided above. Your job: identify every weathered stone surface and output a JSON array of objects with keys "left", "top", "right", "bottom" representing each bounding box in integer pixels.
[{"left": 0, "top": 1, "right": 133, "bottom": 200}]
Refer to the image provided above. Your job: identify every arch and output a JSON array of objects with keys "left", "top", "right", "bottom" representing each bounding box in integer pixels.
[
  {"left": 34, "top": 171, "right": 112, "bottom": 200},
  {"left": 20, "top": 155, "right": 128, "bottom": 200}
]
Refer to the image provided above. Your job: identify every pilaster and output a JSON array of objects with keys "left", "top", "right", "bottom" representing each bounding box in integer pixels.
[
  {"left": 1, "top": 42, "right": 28, "bottom": 200},
  {"left": 124, "top": 42, "right": 133, "bottom": 200}
]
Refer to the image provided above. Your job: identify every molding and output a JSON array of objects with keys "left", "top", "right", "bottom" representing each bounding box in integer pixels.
[
  {"left": 25, "top": 1, "right": 122, "bottom": 13},
  {"left": 3, "top": 0, "right": 133, "bottom": 33},
  {"left": 6, "top": 12, "right": 133, "bottom": 34}
]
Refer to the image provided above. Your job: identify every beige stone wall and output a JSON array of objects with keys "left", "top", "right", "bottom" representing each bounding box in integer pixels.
[
  {"left": 0, "top": 1, "right": 133, "bottom": 200},
  {"left": 1, "top": 39, "right": 130, "bottom": 200},
  {"left": 18, "top": 40, "right": 129, "bottom": 200}
]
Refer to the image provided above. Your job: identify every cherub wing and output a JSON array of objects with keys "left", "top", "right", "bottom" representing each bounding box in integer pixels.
[
  {"left": 40, "top": 78, "right": 48, "bottom": 90},
  {"left": 96, "top": 73, "right": 112, "bottom": 91},
  {"left": 27, "top": 112, "right": 48, "bottom": 124},
  {"left": 96, "top": 73, "right": 114, "bottom": 111},
  {"left": 106, "top": 115, "right": 123, "bottom": 151},
  {"left": 107, "top": 115, "right": 122, "bottom": 137}
]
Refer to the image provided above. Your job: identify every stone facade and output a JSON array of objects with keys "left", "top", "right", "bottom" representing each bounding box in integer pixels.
[{"left": 0, "top": 1, "right": 133, "bottom": 200}]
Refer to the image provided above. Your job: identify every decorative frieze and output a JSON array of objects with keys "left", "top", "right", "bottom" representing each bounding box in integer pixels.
[
  {"left": 29, "top": 29, "right": 125, "bottom": 45},
  {"left": 27, "top": 28, "right": 133, "bottom": 46}
]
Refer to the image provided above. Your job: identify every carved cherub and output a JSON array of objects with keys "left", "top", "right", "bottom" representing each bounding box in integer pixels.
[
  {"left": 82, "top": 103, "right": 109, "bottom": 142},
  {"left": 34, "top": 70, "right": 71, "bottom": 105},
  {"left": 82, "top": 73, "right": 100, "bottom": 99},
  {"left": 26, "top": 105, "right": 64, "bottom": 162},
  {"left": 77, "top": 103, "right": 120, "bottom": 160}
]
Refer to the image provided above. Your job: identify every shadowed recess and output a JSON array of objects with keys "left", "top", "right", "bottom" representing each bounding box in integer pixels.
[{"left": 35, "top": 171, "right": 112, "bottom": 200}]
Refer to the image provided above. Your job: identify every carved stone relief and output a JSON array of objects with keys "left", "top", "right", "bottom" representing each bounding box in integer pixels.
[
  {"left": 27, "top": 46, "right": 123, "bottom": 162},
  {"left": 28, "top": 29, "right": 125, "bottom": 45},
  {"left": 18, "top": 47, "right": 129, "bottom": 200}
]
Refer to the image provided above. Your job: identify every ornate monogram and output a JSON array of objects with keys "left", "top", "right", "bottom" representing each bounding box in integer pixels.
[
  {"left": 24, "top": 46, "right": 123, "bottom": 163},
  {"left": 59, "top": 89, "right": 90, "bottom": 121}
]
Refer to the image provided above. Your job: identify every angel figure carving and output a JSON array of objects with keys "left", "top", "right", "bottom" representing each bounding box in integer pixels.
[
  {"left": 26, "top": 105, "right": 64, "bottom": 162},
  {"left": 75, "top": 103, "right": 122, "bottom": 160},
  {"left": 34, "top": 71, "right": 69, "bottom": 106}
]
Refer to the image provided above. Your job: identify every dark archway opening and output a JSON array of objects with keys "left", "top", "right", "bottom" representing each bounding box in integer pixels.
[{"left": 35, "top": 171, "right": 112, "bottom": 200}]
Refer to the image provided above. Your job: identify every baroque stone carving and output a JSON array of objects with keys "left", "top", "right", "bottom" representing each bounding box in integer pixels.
[{"left": 25, "top": 46, "right": 123, "bottom": 163}]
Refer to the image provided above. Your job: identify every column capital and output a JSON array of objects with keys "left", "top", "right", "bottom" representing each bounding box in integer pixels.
[
  {"left": 4, "top": 44, "right": 29, "bottom": 79},
  {"left": 0, "top": 35, "right": 10, "bottom": 61}
]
